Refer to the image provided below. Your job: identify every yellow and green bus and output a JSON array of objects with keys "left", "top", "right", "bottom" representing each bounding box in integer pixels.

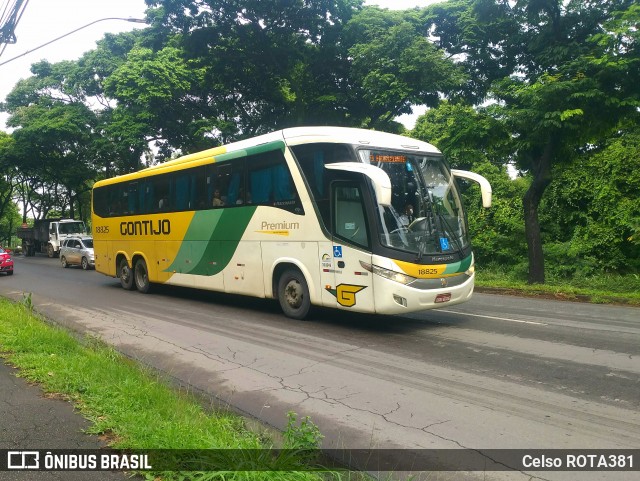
[{"left": 92, "top": 127, "right": 491, "bottom": 319}]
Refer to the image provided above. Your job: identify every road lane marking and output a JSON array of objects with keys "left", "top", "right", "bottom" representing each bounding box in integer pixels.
[{"left": 438, "top": 310, "right": 547, "bottom": 326}]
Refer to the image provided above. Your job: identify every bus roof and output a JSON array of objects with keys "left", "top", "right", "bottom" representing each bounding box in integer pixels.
[
  {"left": 282, "top": 126, "right": 441, "bottom": 155},
  {"left": 93, "top": 127, "right": 441, "bottom": 188}
]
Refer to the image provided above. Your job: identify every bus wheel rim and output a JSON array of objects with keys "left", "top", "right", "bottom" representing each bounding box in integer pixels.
[
  {"left": 121, "top": 265, "right": 130, "bottom": 283},
  {"left": 284, "top": 280, "right": 303, "bottom": 308},
  {"left": 136, "top": 263, "right": 148, "bottom": 287}
]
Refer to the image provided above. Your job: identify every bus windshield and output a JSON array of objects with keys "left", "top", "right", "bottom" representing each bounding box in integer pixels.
[{"left": 360, "top": 150, "right": 469, "bottom": 257}]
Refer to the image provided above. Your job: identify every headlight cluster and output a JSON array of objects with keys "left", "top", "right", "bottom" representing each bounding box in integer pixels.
[
  {"left": 360, "top": 261, "right": 416, "bottom": 285},
  {"left": 465, "top": 258, "right": 475, "bottom": 276}
]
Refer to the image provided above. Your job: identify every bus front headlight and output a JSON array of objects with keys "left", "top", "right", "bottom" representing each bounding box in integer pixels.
[
  {"left": 360, "top": 261, "right": 416, "bottom": 285},
  {"left": 465, "top": 257, "right": 475, "bottom": 276}
]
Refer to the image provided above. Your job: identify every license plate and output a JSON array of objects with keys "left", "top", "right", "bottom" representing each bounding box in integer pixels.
[{"left": 435, "top": 293, "right": 451, "bottom": 303}]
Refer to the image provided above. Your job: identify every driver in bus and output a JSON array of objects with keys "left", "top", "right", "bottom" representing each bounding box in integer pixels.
[{"left": 400, "top": 203, "right": 415, "bottom": 226}]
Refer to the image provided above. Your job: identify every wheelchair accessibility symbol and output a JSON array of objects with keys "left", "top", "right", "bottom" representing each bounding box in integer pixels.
[{"left": 333, "top": 246, "right": 343, "bottom": 258}]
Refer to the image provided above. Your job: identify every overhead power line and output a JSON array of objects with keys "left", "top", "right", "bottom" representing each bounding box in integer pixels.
[
  {"left": 0, "top": 0, "right": 29, "bottom": 44},
  {"left": 0, "top": 0, "right": 29, "bottom": 59},
  {"left": 0, "top": 17, "right": 147, "bottom": 67}
]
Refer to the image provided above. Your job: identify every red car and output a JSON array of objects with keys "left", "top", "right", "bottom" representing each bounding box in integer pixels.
[{"left": 0, "top": 248, "right": 13, "bottom": 275}]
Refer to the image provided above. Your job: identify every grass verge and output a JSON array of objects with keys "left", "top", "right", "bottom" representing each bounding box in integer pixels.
[
  {"left": 476, "top": 267, "right": 640, "bottom": 306},
  {"left": 0, "top": 297, "right": 340, "bottom": 481}
]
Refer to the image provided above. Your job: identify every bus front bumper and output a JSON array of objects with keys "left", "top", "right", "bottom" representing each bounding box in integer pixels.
[{"left": 373, "top": 272, "right": 475, "bottom": 315}]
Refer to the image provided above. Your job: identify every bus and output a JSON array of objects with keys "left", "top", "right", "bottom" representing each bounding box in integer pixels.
[{"left": 91, "top": 127, "right": 491, "bottom": 319}]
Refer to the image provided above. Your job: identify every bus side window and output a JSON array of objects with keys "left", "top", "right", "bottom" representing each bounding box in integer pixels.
[
  {"left": 93, "top": 187, "right": 109, "bottom": 217},
  {"left": 247, "top": 149, "right": 299, "bottom": 211},
  {"left": 171, "top": 167, "right": 202, "bottom": 210},
  {"left": 174, "top": 173, "right": 191, "bottom": 211},
  {"left": 127, "top": 182, "right": 138, "bottom": 214},
  {"left": 226, "top": 171, "right": 242, "bottom": 205},
  {"left": 138, "top": 181, "right": 154, "bottom": 214},
  {"left": 154, "top": 174, "right": 171, "bottom": 212},
  {"left": 192, "top": 166, "right": 207, "bottom": 209},
  {"left": 333, "top": 183, "right": 370, "bottom": 249},
  {"left": 292, "top": 143, "right": 354, "bottom": 225},
  {"left": 249, "top": 167, "right": 273, "bottom": 204},
  {"left": 208, "top": 163, "right": 231, "bottom": 207},
  {"left": 108, "top": 186, "right": 125, "bottom": 216}
]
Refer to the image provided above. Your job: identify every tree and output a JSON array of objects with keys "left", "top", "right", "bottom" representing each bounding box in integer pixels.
[
  {"left": 2, "top": 61, "right": 100, "bottom": 221},
  {"left": 343, "top": 7, "right": 465, "bottom": 130},
  {"left": 412, "top": 102, "right": 528, "bottom": 268},
  {"left": 104, "top": 45, "right": 214, "bottom": 159},
  {"left": 75, "top": 31, "right": 152, "bottom": 174},
  {"left": 540, "top": 122, "right": 640, "bottom": 276},
  {"left": 0, "top": 132, "right": 22, "bottom": 243},
  {"left": 138, "top": 0, "right": 365, "bottom": 143},
  {"left": 426, "top": 0, "right": 640, "bottom": 283}
]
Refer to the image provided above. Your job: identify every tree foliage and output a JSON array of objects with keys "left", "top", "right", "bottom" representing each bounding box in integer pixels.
[
  {"left": 424, "top": 0, "right": 640, "bottom": 282},
  {"left": 412, "top": 102, "right": 528, "bottom": 268},
  {"left": 0, "top": 0, "right": 637, "bottom": 281},
  {"left": 342, "top": 7, "right": 465, "bottom": 130},
  {"left": 139, "top": 0, "right": 366, "bottom": 141},
  {"left": 541, "top": 122, "right": 640, "bottom": 276},
  {"left": 3, "top": 61, "right": 98, "bottom": 221}
]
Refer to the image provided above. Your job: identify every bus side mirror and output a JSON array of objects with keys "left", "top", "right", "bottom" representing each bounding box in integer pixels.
[
  {"left": 325, "top": 163, "right": 392, "bottom": 207},
  {"left": 451, "top": 169, "right": 492, "bottom": 208}
]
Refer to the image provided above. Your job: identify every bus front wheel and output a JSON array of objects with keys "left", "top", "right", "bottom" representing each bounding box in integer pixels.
[
  {"left": 134, "top": 258, "right": 151, "bottom": 294},
  {"left": 277, "top": 269, "right": 311, "bottom": 320},
  {"left": 118, "top": 258, "right": 135, "bottom": 290}
]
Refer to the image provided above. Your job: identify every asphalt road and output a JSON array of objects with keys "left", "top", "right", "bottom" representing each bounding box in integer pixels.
[
  {"left": 0, "top": 362, "right": 137, "bottom": 481},
  {"left": 0, "top": 254, "right": 638, "bottom": 480}
]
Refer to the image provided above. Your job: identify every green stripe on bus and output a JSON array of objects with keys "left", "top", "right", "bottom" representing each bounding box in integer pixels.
[
  {"left": 443, "top": 254, "right": 473, "bottom": 275},
  {"left": 166, "top": 207, "right": 257, "bottom": 276},
  {"left": 214, "top": 141, "right": 285, "bottom": 163}
]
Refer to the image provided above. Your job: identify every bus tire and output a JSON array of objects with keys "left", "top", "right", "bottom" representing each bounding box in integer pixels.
[
  {"left": 118, "top": 258, "right": 135, "bottom": 290},
  {"left": 277, "top": 269, "right": 311, "bottom": 320},
  {"left": 134, "top": 258, "right": 151, "bottom": 294}
]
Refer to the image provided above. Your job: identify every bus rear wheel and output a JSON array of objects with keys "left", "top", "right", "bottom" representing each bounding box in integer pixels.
[
  {"left": 134, "top": 258, "right": 151, "bottom": 294},
  {"left": 118, "top": 258, "right": 135, "bottom": 290},
  {"left": 277, "top": 269, "right": 310, "bottom": 320}
]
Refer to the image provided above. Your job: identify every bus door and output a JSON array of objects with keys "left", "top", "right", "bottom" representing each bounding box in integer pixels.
[{"left": 328, "top": 181, "right": 375, "bottom": 312}]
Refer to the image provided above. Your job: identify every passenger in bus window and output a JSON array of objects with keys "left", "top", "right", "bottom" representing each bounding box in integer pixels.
[{"left": 212, "top": 190, "right": 224, "bottom": 206}]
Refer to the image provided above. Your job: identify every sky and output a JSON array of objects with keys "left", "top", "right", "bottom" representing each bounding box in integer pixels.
[{"left": 0, "top": 0, "right": 442, "bottom": 130}]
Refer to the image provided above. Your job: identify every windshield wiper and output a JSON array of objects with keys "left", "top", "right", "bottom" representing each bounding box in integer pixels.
[
  {"left": 434, "top": 210, "right": 464, "bottom": 257},
  {"left": 412, "top": 193, "right": 438, "bottom": 262},
  {"left": 417, "top": 190, "right": 464, "bottom": 259}
]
